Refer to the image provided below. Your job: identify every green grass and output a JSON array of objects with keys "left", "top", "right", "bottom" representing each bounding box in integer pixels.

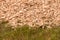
[{"left": 0, "top": 21, "right": 60, "bottom": 40}]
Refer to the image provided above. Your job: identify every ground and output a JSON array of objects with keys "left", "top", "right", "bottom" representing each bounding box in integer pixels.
[{"left": 0, "top": 23, "right": 60, "bottom": 40}]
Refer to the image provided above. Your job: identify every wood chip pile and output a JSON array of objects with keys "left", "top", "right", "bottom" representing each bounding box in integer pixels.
[{"left": 0, "top": 0, "right": 60, "bottom": 28}]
